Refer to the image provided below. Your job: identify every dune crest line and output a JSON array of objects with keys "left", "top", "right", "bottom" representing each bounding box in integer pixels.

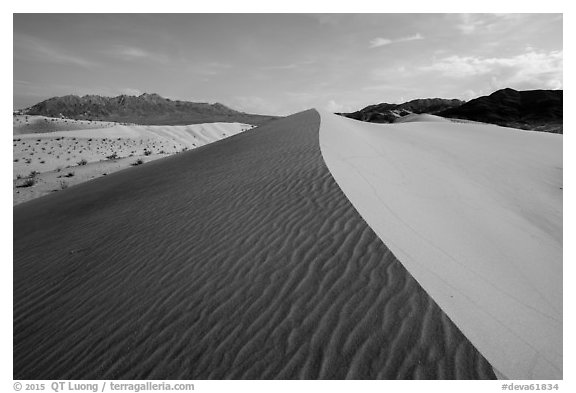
[
  {"left": 318, "top": 110, "right": 562, "bottom": 379},
  {"left": 14, "top": 110, "right": 494, "bottom": 379}
]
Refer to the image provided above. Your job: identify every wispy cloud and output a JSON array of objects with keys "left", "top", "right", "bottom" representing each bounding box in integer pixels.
[
  {"left": 260, "top": 60, "right": 316, "bottom": 71},
  {"left": 454, "top": 13, "right": 533, "bottom": 35},
  {"left": 112, "top": 45, "right": 152, "bottom": 59},
  {"left": 14, "top": 34, "right": 97, "bottom": 68},
  {"left": 108, "top": 45, "right": 171, "bottom": 64},
  {"left": 324, "top": 99, "right": 347, "bottom": 113},
  {"left": 455, "top": 14, "right": 486, "bottom": 35},
  {"left": 421, "top": 50, "right": 563, "bottom": 89},
  {"left": 369, "top": 33, "right": 423, "bottom": 48}
]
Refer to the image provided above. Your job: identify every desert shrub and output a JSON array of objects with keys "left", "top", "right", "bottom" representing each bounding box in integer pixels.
[
  {"left": 144, "top": 150, "right": 152, "bottom": 156},
  {"left": 77, "top": 158, "right": 88, "bottom": 166},
  {"left": 65, "top": 171, "right": 75, "bottom": 177},
  {"left": 28, "top": 170, "right": 39, "bottom": 178},
  {"left": 106, "top": 152, "right": 118, "bottom": 160},
  {"left": 17, "top": 178, "right": 36, "bottom": 188},
  {"left": 132, "top": 159, "right": 144, "bottom": 166}
]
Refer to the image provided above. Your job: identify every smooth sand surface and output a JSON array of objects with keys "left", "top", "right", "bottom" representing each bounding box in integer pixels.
[
  {"left": 318, "top": 111, "right": 562, "bottom": 379},
  {"left": 13, "top": 122, "right": 252, "bottom": 205},
  {"left": 393, "top": 114, "right": 449, "bottom": 123},
  {"left": 13, "top": 110, "right": 495, "bottom": 379}
]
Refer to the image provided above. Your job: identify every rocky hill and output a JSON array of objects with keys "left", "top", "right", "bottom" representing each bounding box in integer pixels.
[
  {"left": 340, "top": 98, "right": 465, "bottom": 123},
  {"left": 438, "top": 88, "right": 563, "bottom": 133},
  {"left": 21, "top": 93, "right": 279, "bottom": 126}
]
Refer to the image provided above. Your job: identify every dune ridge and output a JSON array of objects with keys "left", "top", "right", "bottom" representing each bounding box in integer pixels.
[
  {"left": 14, "top": 110, "right": 494, "bottom": 379},
  {"left": 318, "top": 111, "right": 562, "bottom": 379}
]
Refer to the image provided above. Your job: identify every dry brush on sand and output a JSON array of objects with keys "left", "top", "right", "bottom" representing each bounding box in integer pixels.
[{"left": 13, "top": 120, "right": 253, "bottom": 205}]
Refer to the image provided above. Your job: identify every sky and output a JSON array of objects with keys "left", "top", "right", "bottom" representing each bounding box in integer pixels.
[{"left": 13, "top": 13, "right": 563, "bottom": 115}]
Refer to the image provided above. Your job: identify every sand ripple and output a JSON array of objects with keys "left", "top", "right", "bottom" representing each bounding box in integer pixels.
[{"left": 14, "top": 110, "right": 495, "bottom": 379}]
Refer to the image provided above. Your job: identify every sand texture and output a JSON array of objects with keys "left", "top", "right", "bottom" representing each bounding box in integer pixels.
[
  {"left": 319, "top": 111, "right": 562, "bottom": 379},
  {"left": 13, "top": 122, "right": 252, "bottom": 205},
  {"left": 14, "top": 110, "right": 495, "bottom": 380}
]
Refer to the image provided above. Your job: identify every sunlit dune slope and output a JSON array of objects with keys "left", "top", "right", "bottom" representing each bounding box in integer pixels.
[{"left": 319, "top": 111, "right": 562, "bottom": 380}]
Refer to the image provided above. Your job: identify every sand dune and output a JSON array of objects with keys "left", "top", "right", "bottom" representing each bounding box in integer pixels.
[
  {"left": 13, "top": 115, "right": 119, "bottom": 134},
  {"left": 13, "top": 110, "right": 494, "bottom": 379},
  {"left": 318, "top": 111, "right": 562, "bottom": 379},
  {"left": 393, "top": 113, "right": 449, "bottom": 123},
  {"left": 13, "top": 122, "right": 252, "bottom": 205}
]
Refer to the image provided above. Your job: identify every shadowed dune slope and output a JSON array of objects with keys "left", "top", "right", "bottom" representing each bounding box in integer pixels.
[{"left": 14, "top": 110, "right": 495, "bottom": 380}]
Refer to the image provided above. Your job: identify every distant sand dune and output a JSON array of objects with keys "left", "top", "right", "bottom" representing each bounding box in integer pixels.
[
  {"left": 14, "top": 110, "right": 494, "bottom": 379},
  {"left": 13, "top": 115, "right": 118, "bottom": 134},
  {"left": 394, "top": 113, "right": 449, "bottom": 123},
  {"left": 13, "top": 122, "right": 252, "bottom": 205}
]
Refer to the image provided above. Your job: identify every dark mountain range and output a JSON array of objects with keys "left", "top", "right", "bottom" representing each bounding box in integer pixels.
[
  {"left": 340, "top": 98, "right": 465, "bottom": 123},
  {"left": 22, "top": 93, "right": 279, "bottom": 126},
  {"left": 438, "top": 88, "right": 563, "bottom": 133}
]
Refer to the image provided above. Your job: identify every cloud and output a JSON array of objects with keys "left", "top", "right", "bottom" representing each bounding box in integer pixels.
[
  {"left": 455, "top": 14, "right": 486, "bottom": 35},
  {"left": 453, "top": 13, "right": 533, "bottom": 35},
  {"left": 14, "top": 34, "right": 97, "bottom": 68},
  {"left": 112, "top": 45, "right": 152, "bottom": 59},
  {"left": 108, "top": 45, "right": 171, "bottom": 64},
  {"left": 421, "top": 50, "right": 563, "bottom": 90},
  {"left": 260, "top": 60, "right": 316, "bottom": 71},
  {"left": 324, "top": 100, "right": 347, "bottom": 113},
  {"left": 369, "top": 33, "right": 423, "bottom": 48}
]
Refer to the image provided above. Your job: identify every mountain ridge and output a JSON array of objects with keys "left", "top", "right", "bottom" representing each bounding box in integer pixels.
[
  {"left": 438, "top": 88, "right": 562, "bottom": 133},
  {"left": 340, "top": 88, "right": 562, "bottom": 133},
  {"left": 20, "top": 93, "right": 279, "bottom": 126},
  {"left": 340, "top": 98, "right": 465, "bottom": 123}
]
